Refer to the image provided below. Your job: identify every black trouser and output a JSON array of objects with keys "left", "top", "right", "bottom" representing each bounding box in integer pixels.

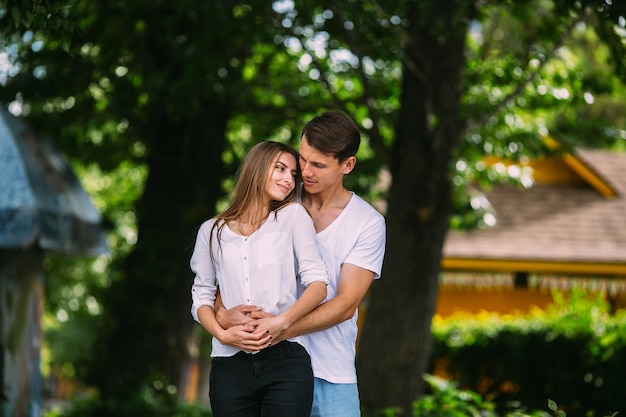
[{"left": 209, "top": 341, "right": 314, "bottom": 417}]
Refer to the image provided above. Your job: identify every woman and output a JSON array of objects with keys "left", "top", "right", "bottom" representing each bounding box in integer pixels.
[{"left": 190, "top": 141, "right": 328, "bottom": 417}]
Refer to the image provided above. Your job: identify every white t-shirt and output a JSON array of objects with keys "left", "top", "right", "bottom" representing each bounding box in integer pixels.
[
  {"left": 190, "top": 203, "right": 329, "bottom": 357},
  {"left": 300, "top": 192, "right": 386, "bottom": 383}
]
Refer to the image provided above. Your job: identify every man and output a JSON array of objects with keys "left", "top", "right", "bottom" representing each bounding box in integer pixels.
[{"left": 217, "top": 110, "right": 386, "bottom": 416}]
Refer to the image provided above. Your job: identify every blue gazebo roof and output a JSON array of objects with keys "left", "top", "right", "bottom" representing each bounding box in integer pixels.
[{"left": 0, "top": 107, "right": 108, "bottom": 256}]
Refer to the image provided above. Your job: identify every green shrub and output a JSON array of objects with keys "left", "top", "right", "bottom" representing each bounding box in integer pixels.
[
  {"left": 363, "top": 374, "right": 550, "bottom": 417},
  {"left": 43, "top": 384, "right": 213, "bottom": 417},
  {"left": 430, "top": 288, "right": 626, "bottom": 415},
  {"left": 419, "top": 374, "right": 557, "bottom": 417},
  {"left": 412, "top": 374, "right": 500, "bottom": 417}
]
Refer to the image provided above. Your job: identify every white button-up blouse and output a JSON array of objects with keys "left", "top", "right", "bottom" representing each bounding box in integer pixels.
[{"left": 190, "top": 202, "right": 329, "bottom": 357}]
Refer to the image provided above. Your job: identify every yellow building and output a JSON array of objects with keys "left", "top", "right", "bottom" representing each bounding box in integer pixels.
[{"left": 439, "top": 146, "right": 626, "bottom": 316}]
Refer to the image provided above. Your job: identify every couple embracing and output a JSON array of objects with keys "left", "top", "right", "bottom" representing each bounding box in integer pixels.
[{"left": 190, "top": 110, "right": 386, "bottom": 417}]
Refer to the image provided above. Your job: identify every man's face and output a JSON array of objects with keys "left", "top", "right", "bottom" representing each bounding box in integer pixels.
[{"left": 298, "top": 135, "right": 344, "bottom": 195}]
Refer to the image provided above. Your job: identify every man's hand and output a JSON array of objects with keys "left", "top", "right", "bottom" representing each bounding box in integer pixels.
[{"left": 215, "top": 304, "right": 273, "bottom": 329}]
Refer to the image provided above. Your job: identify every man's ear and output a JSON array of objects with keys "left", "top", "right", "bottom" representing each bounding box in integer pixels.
[{"left": 342, "top": 156, "right": 356, "bottom": 174}]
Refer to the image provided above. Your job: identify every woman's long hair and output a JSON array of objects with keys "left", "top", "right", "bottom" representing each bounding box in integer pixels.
[{"left": 209, "top": 141, "right": 301, "bottom": 263}]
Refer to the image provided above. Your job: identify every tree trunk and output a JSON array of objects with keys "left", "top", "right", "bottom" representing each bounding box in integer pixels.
[
  {"left": 94, "top": 102, "right": 231, "bottom": 398},
  {"left": 357, "top": 2, "right": 472, "bottom": 415}
]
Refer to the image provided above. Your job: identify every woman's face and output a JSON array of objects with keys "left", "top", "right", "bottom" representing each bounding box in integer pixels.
[{"left": 265, "top": 151, "right": 297, "bottom": 202}]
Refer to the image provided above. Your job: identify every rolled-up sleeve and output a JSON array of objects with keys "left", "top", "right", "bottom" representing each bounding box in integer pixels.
[
  {"left": 190, "top": 221, "right": 218, "bottom": 322},
  {"left": 292, "top": 204, "right": 329, "bottom": 287}
]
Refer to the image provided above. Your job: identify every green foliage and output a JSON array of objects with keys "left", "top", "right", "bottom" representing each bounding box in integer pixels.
[
  {"left": 412, "top": 374, "right": 500, "bottom": 417},
  {"left": 1, "top": 0, "right": 75, "bottom": 51},
  {"left": 41, "top": 161, "right": 145, "bottom": 384},
  {"left": 547, "top": 399, "right": 566, "bottom": 417},
  {"left": 364, "top": 374, "right": 550, "bottom": 417},
  {"left": 547, "top": 399, "right": 619, "bottom": 417},
  {"left": 42, "top": 383, "right": 213, "bottom": 417},
  {"left": 448, "top": 0, "right": 626, "bottom": 230},
  {"left": 431, "top": 289, "right": 626, "bottom": 415},
  {"left": 547, "top": 23, "right": 626, "bottom": 152}
]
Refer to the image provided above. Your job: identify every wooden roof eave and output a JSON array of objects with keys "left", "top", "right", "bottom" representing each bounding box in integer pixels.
[
  {"left": 562, "top": 153, "right": 617, "bottom": 198},
  {"left": 442, "top": 257, "right": 626, "bottom": 277},
  {"left": 543, "top": 136, "right": 617, "bottom": 197}
]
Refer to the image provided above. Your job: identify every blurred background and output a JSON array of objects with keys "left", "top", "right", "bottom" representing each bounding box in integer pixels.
[{"left": 1, "top": 1, "right": 625, "bottom": 416}]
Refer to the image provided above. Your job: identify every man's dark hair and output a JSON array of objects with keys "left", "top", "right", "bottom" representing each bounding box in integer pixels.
[{"left": 301, "top": 110, "right": 361, "bottom": 162}]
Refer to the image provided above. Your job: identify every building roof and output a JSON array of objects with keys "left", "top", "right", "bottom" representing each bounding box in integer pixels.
[
  {"left": 442, "top": 148, "right": 626, "bottom": 277},
  {"left": 0, "top": 107, "right": 108, "bottom": 256}
]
